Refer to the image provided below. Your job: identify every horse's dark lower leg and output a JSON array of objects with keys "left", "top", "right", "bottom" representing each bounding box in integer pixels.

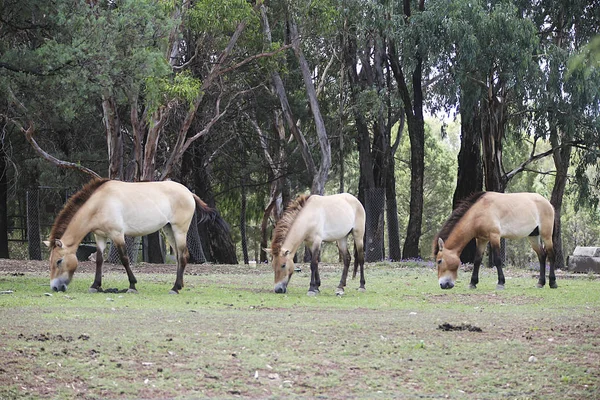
[
  {"left": 337, "top": 250, "right": 351, "bottom": 293},
  {"left": 547, "top": 247, "right": 557, "bottom": 289},
  {"left": 492, "top": 246, "right": 505, "bottom": 289},
  {"left": 357, "top": 248, "right": 366, "bottom": 291},
  {"left": 536, "top": 248, "right": 547, "bottom": 288},
  {"left": 90, "top": 249, "right": 104, "bottom": 292},
  {"left": 469, "top": 251, "right": 483, "bottom": 289},
  {"left": 308, "top": 248, "right": 320, "bottom": 294},
  {"left": 171, "top": 248, "right": 189, "bottom": 294},
  {"left": 116, "top": 243, "right": 137, "bottom": 292}
]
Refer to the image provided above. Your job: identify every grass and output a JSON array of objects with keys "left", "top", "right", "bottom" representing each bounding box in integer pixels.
[{"left": 0, "top": 262, "right": 599, "bottom": 399}]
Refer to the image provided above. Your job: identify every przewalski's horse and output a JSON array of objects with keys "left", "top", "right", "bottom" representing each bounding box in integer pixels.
[
  {"left": 433, "top": 191, "right": 556, "bottom": 290},
  {"left": 269, "top": 193, "right": 366, "bottom": 296},
  {"left": 44, "top": 178, "right": 215, "bottom": 294}
]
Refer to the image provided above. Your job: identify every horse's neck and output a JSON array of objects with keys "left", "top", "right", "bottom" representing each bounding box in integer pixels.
[
  {"left": 445, "top": 219, "right": 476, "bottom": 253},
  {"left": 60, "top": 210, "right": 93, "bottom": 251},
  {"left": 282, "top": 223, "right": 308, "bottom": 254}
]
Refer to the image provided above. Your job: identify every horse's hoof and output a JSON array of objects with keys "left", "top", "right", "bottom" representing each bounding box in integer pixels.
[
  {"left": 468, "top": 284, "right": 477, "bottom": 290},
  {"left": 536, "top": 283, "right": 544, "bottom": 288},
  {"left": 357, "top": 287, "right": 366, "bottom": 292},
  {"left": 307, "top": 290, "right": 318, "bottom": 296},
  {"left": 496, "top": 284, "right": 505, "bottom": 290},
  {"left": 335, "top": 288, "right": 344, "bottom": 296},
  {"left": 88, "top": 287, "right": 100, "bottom": 293},
  {"left": 127, "top": 288, "right": 138, "bottom": 294},
  {"left": 169, "top": 290, "right": 179, "bottom": 295},
  {"left": 550, "top": 283, "right": 558, "bottom": 289}
]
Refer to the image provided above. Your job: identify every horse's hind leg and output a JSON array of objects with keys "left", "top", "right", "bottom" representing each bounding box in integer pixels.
[
  {"left": 307, "top": 242, "right": 321, "bottom": 296},
  {"left": 90, "top": 236, "right": 107, "bottom": 293},
  {"left": 353, "top": 234, "right": 366, "bottom": 292},
  {"left": 164, "top": 225, "right": 189, "bottom": 294},
  {"left": 469, "top": 239, "right": 488, "bottom": 289},
  {"left": 490, "top": 234, "right": 505, "bottom": 290},
  {"left": 528, "top": 236, "right": 548, "bottom": 288},
  {"left": 336, "top": 239, "right": 351, "bottom": 296},
  {"left": 113, "top": 236, "right": 138, "bottom": 293}
]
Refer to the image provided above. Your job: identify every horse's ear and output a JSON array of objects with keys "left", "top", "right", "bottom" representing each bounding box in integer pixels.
[
  {"left": 437, "top": 238, "right": 444, "bottom": 251},
  {"left": 263, "top": 248, "right": 273, "bottom": 261},
  {"left": 43, "top": 240, "right": 51, "bottom": 248},
  {"left": 284, "top": 250, "right": 290, "bottom": 256},
  {"left": 55, "top": 239, "right": 64, "bottom": 248}
]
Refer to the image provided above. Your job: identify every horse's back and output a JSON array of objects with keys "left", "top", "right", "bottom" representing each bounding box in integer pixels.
[
  {"left": 305, "top": 193, "right": 365, "bottom": 240},
  {"left": 92, "top": 180, "right": 196, "bottom": 236},
  {"left": 480, "top": 192, "right": 554, "bottom": 239}
]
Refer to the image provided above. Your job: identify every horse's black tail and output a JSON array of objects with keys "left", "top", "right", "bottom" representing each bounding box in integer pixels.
[{"left": 192, "top": 194, "right": 230, "bottom": 233}]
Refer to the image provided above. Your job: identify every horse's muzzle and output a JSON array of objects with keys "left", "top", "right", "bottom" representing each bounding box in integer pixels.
[
  {"left": 440, "top": 281, "right": 455, "bottom": 290},
  {"left": 274, "top": 282, "right": 287, "bottom": 294},
  {"left": 51, "top": 278, "right": 69, "bottom": 292}
]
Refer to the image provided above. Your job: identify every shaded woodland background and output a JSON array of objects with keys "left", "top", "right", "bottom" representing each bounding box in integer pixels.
[{"left": 1, "top": 0, "right": 599, "bottom": 267}]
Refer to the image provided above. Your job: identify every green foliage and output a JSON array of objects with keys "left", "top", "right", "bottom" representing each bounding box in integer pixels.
[
  {"left": 395, "top": 118, "right": 458, "bottom": 258},
  {"left": 188, "top": 0, "right": 256, "bottom": 35},
  {"left": 144, "top": 72, "right": 203, "bottom": 115}
]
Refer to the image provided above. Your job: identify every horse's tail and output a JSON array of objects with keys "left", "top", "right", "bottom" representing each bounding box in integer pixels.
[
  {"left": 192, "top": 194, "right": 217, "bottom": 223},
  {"left": 192, "top": 194, "right": 230, "bottom": 233}
]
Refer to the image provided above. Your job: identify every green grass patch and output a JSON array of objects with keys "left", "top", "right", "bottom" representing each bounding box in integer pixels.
[{"left": 1, "top": 263, "right": 599, "bottom": 399}]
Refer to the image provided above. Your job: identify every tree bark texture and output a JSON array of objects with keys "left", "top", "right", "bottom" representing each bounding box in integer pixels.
[
  {"left": 289, "top": 18, "right": 331, "bottom": 195},
  {"left": 453, "top": 100, "right": 483, "bottom": 262},
  {"left": 102, "top": 94, "right": 123, "bottom": 180},
  {"left": 549, "top": 129, "right": 571, "bottom": 270},
  {"left": 0, "top": 140, "right": 9, "bottom": 258}
]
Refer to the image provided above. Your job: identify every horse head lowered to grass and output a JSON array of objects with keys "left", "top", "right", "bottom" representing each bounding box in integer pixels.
[
  {"left": 268, "top": 193, "right": 366, "bottom": 296},
  {"left": 433, "top": 191, "right": 557, "bottom": 290},
  {"left": 45, "top": 178, "right": 215, "bottom": 294}
]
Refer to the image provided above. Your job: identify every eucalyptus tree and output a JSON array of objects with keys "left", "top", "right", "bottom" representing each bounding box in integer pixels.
[
  {"left": 527, "top": 0, "right": 600, "bottom": 267},
  {"left": 339, "top": 0, "right": 405, "bottom": 260}
]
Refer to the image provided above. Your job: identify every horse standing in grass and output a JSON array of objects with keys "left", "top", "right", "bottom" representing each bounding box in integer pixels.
[
  {"left": 433, "top": 191, "right": 556, "bottom": 290},
  {"left": 45, "top": 178, "right": 215, "bottom": 294},
  {"left": 269, "top": 193, "right": 366, "bottom": 296}
]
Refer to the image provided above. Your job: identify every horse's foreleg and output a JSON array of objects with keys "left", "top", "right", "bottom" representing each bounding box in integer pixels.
[
  {"left": 90, "top": 249, "right": 104, "bottom": 293},
  {"left": 336, "top": 247, "right": 351, "bottom": 296},
  {"left": 115, "top": 241, "right": 138, "bottom": 293},
  {"left": 469, "top": 240, "right": 487, "bottom": 289},
  {"left": 308, "top": 245, "right": 321, "bottom": 296},
  {"left": 490, "top": 237, "right": 505, "bottom": 290}
]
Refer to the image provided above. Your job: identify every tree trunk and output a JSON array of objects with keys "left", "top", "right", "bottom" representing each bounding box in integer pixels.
[
  {"left": 453, "top": 100, "right": 483, "bottom": 262},
  {"left": 549, "top": 130, "right": 571, "bottom": 270},
  {"left": 402, "top": 117, "right": 425, "bottom": 259},
  {"left": 289, "top": 18, "right": 331, "bottom": 195},
  {"left": 388, "top": 35, "right": 426, "bottom": 259},
  {"left": 240, "top": 168, "right": 249, "bottom": 265},
  {"left": 0, "top": 140, "right": 8, "bottom": 258},
  {"left": 480, "top": 91, "right": 508, "bottom": 193},
  {"left": 191, "top": 141, "right": 238, "bottom": 264},
  {"left": 386, "top": 163, "right": 401, "bottom": 261},
  {"left": 102, "top": 94, "right": 123, "bottom": 180}
]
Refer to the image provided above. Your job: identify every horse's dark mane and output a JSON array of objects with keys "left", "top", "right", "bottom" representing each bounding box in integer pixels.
[
  {"left": 432, "top": 191, "right": 487, "bottom": 256},
  {"left": 49, "top": 178, "right": 110, "bottom": 246},
  {"left": 271, "top": 194, "right": 311, "bottom": 255}
]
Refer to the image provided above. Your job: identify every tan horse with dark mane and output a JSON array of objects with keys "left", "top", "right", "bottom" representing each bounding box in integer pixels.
[
  {"left": 269, "top": 193, "right": 366, "bottom": 296},
  {"left": 45, "top": 178, "right": 215, "bottom": 294},
  {"left": 434, "top": 191, "right": 556, "bottom": 290}
]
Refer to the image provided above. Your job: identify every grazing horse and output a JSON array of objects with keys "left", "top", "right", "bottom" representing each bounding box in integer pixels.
[
  {"left": 44, "top": 178, "right": 215, "bottom": 294},
  {"left": 433, "top": 191, "right": 556, "bottom": 290},
  {"left": 269, "top": 193, "right": 366, "bottom": 296}
]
